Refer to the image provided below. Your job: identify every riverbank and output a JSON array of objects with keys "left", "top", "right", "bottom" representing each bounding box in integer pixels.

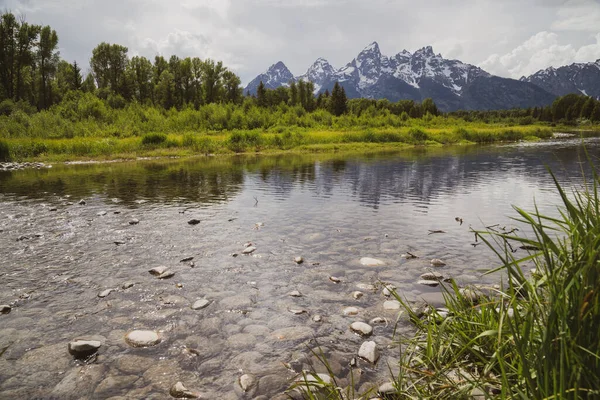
[{"left": 0, "top": 124, "right": 566, "bottom": 162}]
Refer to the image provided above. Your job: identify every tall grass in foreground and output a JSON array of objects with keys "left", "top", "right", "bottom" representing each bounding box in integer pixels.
[{"left": 294, "top": 162, "right": 600, "bottom": 399}]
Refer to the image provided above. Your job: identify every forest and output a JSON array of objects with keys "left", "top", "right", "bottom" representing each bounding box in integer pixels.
[{"left": 1, "top": 11, "right": 599, "bottom": 161}]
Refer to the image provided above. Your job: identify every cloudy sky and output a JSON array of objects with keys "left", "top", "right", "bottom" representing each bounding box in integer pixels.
[{"left": 4, "top": 0, "right": 600, "bottom": 84}]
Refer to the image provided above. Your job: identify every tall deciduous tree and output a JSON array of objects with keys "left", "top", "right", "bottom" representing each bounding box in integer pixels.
[
  {"left": 201, "top": 59, "right": 224, "bottom": 104},
  {"left": 222, "top": 70, "right": 241, "bottom": 104},
  {"left": 90, "top": 42, "right": 128, "bottom": 97},
  {"left": 38, "top": 25, "right": 59, "bottom": 109}
]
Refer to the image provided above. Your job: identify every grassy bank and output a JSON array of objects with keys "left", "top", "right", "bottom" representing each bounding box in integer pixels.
[{"left": 0, "top": 124, "right": 556, "bottom": 162}]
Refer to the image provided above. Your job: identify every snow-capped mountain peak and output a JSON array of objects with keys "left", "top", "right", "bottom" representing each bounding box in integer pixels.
[
  {"left": 297, "top": 58, "right": 336, "bottom": 92},
  {"left": 522, "top": 59, "right": 600, "bottom": 99}
]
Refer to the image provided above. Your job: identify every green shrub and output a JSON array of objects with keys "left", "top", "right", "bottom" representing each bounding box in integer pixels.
[
  {"left": 409, "top": 127, "right": 428, "bottom": 142},
  {"left": 141, "top": 132, "right": 167, "bottom": 146}
]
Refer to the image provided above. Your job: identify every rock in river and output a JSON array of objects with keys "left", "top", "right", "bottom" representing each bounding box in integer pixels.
[
  {"left": 352, "top": 291, "right": 363, "bottom": 299},
  {"left": 294, "top": 256, "right": 304, "bottom": 264},
  {"left": 360, "top": 257, "right": 385, "bottom": 266},
  {"left": 149, "top": 266, "right": 168, "bottom": 276},
  {"left": 350, "top": 322, "right": 373, "bottom": 337},
  {"left": 157, "top": 270, "right": 175, "bottom": 279},
  {"left": 430, "top": 258, "right": 446, "bottom": 267},
  {"left": 358, "top": 341, "right": 379, "bottom": 364},
  {"left": 129, "top": 218, "right": 140, "bottom": 225},
  {"left": 98, "top": 289, "right": 114, "bottom": 298},
  {"left": 239, "top": 373, "right": 257, "bottom": 392},
  {"left": 125, "top": 330, "right": 161, "bottom": 347},
  {"left": 68, "top": 339, "right": 102, "bottom": 358},
  {"left": 343, "top": 306, "right": 359, "bottom": 316},
  {"left": 242, "top": 246, "right": 256, "bottom": 254},
  {"left": 191, "top": 299, "right": 211, "bottom": 310},
  {"left": 418, "top": 280, "right": 440, "bottom": 287},
  {"left": 383, "top": 300, "right": 401, "bottom": 310},
  {"left": 170, "top": 381, "right": 199, "bottom": 398},
  {"left": 188, "top": 219, "right": 201, "bottom": 225},
  {"left": 288, "top": 290, "right": 302, "bottom": 297},
  {"left": 421, "top": 271, "right": 443, "bottom": 280},
  {"left": 0, "top": 305, "right": 11, "bottom": 314}
]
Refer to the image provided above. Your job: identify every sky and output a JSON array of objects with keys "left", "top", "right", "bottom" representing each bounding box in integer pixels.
[{"left": 3, "top": 0, "right": 600, "bottom": 84}]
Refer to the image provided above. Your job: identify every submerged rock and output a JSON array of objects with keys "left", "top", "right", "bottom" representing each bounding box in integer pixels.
[
  {"left": 358, "top": 341, "right": 379, "bottom": 364},
  {"left": 289, "top": 308, "right": 307, "bottom": 315},
  {"left": 378, "top": 382, "right": 396, "bottom": 394},
  {"left": 68, "top": 339, "right": 102, "bottom": 358},
  {"left": 312, "top": 315, "right": 322, "bottom": 322},
  {"left": 356, "top": 283, "right": 376, "bottom": 291},
  {"left": 350, "top": 322, "right": 373, "bottom": 337},
  {"left": 122, "top": 282, "right": 135, "bottom": 289},
  {"left": 96, "top": 211, "right": 107, "bottom": 216},
  {"left": 360, "top": 257, "right": 385, "bottom": 266},
  {"left": 157, "top": 270, "right": 175, "bottom": 279},
  {"left": 418, "top": 279, "right": 440, "bottom": 287},
  {"left": 288, "top": 290, "right": 302, "bottom": 297},
  {"left": 169, "top": 381, "right": 199, "bottom": 398},
  {"left": 242, "top": 246, "right": 256, "bottom": 254},
  {"left": 191, "top": 299, "right": 211, "bottom": 310},
  {"left": 0, "top": 305, "right": 11, "bottom": 314},
  {"left": 98, "top": 289, "right": 114, "bottom": 298},
  {"left": 383, "top": 300, "right": 401, "bottom": 310},
  {"left": 125, "top": 330, "right": 161, "bottom": 347},
  {"left": 343, "top": 306, "right": 359, "bottom": 316},
  {"left": 149, "top": 266, "right": 168, "bottom": 276},
  {"left": 430, "top": 258, "right": 446, "bottom": 267},
  {"left": 421, "top": 272, "right": 443, "bottom": 280},
  {"left": 239, "top": 374, "right": 257, "bottom": 392}
]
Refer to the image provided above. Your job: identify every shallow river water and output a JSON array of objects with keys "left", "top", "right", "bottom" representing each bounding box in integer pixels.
[{"left": 0, "top": 137, "right": 598, "bottom": 399}]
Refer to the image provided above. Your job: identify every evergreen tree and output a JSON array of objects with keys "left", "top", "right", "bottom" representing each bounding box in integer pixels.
[
  {"left": 72, "top": 61, "right": 82, "bottom": 90},
  {"left": 580, "top": 97, "right": 595, "bottom": 119},
  {"left": 329, "top": 81, "right": 347, "bottom": 116},
  {"left": 256, "top": 81, "right": 267, "bottom": 107},
  {"left": 591, "top": 102, "right": 600, "bottom": 122},
  {"left": 289, "top": 81, "right": 298, "bottom": 106}
]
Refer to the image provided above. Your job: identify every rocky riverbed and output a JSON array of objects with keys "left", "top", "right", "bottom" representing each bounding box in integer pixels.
[{"left": 0, "top": 193, "right": 499, "bottom": 399}]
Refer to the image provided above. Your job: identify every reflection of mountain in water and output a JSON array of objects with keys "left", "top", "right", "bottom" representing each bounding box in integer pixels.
[
  {"left": 0, "top": 139, "right": 598, "bottom": 208},
  {"left": 252, "top": 139, "right": 599, "bottom": 210}
]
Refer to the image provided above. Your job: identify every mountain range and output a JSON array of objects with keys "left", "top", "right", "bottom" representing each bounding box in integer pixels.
[{"left": 245, "top": 41, "right": 600, "bottom": 112}]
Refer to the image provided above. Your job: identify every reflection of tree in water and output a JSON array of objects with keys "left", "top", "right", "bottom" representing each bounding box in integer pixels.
[{"left": 0, "top": 139, "right": 597, "bottom": 208}]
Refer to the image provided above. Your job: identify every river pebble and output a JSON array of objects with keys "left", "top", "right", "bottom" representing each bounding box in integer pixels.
[
  {"left": 288, "top": 290, "right": 302, "bottom": 297},
  {"left": 191, "top": 299, "right": 211, "bottom": 310},
  {"left": 360, "top": 257, "right": 385, "bottom": 266},
  {"left": 0, "top": 305, "right": 11, "bottom": 314},
  {"left": 356, "top": 283, "right": 376, "bottom": 291},
  {"left": 358, "top": 341, "right": 379, "bottom": 364},
  {"left": 169, "top": 382, "right": 199, "bottom": 398},
  {"left": 378, "top": 382, "right": 396, "bottom": 394},
  {"left": 149, "top": 266, "right": 168, "bottom": 276},
  {"left": 418, "top": 279, "right": 440, "bottom": 287},
  {"left": 294, "top": 256, "right": 304, "bottom": 264},
  {"left": 129, "top": 218, "right": 139, "bottom": 225},
  {"left": 187, "top": 219, "right": 201, "bottom": 225},
  {"left": 98, "top": 289, "right": 114, "bottom": 298},
  {"left": 343, "top": 306, "right": 359, "bottom": 316},
  {"left": 239, "top": 374, "right": 257, "bottom": 392},
  {"left": 125, "top": 330, "right": 161, "bottom": 347},
  {"left": 243, "top": 246, "right": 256, "bottom": 254},
  {"left": 430, "top": 258, "right": 446, "bottom": 266},
  {"left": 68, "top": 339, "right": 102, "bottom": 358},
  {"left": 352, "top": 291, "right": 363, "bottom": 299},
  {"left": 383, "top": 300, "right": 401, "bottom": 310},
  {"left": 329, "top": 276, "right": 341, "bottom": 283},
  {"left": 421, "top": 272, "right": 443, "bottom": 280},
  {"left": 350, "top": 322, "right": 373, "bottom": 337},
  {"left": 122, "top": 282, "right": 135, "bottom": 289},
  {"left": 157, "top": 270, "right": 175, "bottom": 279}
]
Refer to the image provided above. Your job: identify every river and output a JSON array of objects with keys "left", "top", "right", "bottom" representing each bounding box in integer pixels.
[{"left": 0, "top": 136, "right": 598, "bottom": 399}]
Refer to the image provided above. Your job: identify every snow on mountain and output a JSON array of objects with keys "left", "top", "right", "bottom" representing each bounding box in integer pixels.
[
  {"left": 522, "top": 60, "right": 600, "bottom": 99},
  {"left": 296, "top": 58, "right": 336, "bottom": 93},
  {"left": 245, "top": 61, "right": 295, "bottom": 95},
  {"left": 245, "top": 42, "right": 556, "bottom": 111}
]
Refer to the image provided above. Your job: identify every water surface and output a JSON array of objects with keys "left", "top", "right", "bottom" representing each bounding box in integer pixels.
[{"left": 0, "top": 137, "right": 598, "bottom": 399}]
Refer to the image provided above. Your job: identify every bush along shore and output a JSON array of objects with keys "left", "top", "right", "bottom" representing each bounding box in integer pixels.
[{"left": 292, "top": 164, "right": 600, "bottom": 399}]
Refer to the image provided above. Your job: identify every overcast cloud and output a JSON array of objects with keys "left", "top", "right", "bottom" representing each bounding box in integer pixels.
[{"left": 3, "top": 0, "right": 600, "bottom": 83}]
